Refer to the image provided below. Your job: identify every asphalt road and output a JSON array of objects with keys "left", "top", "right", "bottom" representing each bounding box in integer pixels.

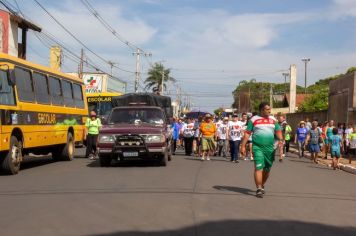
[{"left": 0, "top": 148, "right": 355, "bottom": 236}]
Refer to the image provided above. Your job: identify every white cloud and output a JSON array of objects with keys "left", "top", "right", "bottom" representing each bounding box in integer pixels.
[
  {"left": 332, "top": 0, "right": 356, "bottom": 17},
  {"left": 20, "top": 0, "right": 157, "bottom": 54}
]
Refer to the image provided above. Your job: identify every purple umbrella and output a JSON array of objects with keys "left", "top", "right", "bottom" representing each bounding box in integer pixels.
[{"left": 185, "top": 111, "right": 210, "bottom": 119}]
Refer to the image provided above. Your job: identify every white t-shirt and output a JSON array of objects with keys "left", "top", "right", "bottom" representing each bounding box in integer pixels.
[
  {"left": 345, "top": 128, "right": 353, "bottom": 138},
  {"left": 182, "top": 122, "right": 195, "bottom": 138},
  {"left": 228, "top": 121, "right": 244, "bottom": 141},
  {"left": 217, "top": 123, "right": 228, "bottom": 140}
]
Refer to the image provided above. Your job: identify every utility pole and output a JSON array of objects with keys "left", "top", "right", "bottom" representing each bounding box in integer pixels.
[
  {"left": 178, "top": 86, "right": 182, "bottom": 116},
  {"left": 133, "top": 48, "right": 141, "bottom": 93},
  {"left": 161, "top": 70, "right": 164, "bottom": 95},
  {"left": 79, "top": 48, "right": 84, "bottom": 80},
  {"left": 282, "top": 72, "right": 289, "bottom": 94},
  {"left": 269, "top": 84, "right": 273, "bottom": 109},
  {"left": 302, "top": 58, "right": 310, "bottom": 94},
  {"left": 238, "top": 92, "right": 241, "bottom": 112},
  {"left": 133, "top": 49, "right": 152, "bottom": 93},
  {"left": 108, "top": 61, "right": 118, "bottom": 78}
]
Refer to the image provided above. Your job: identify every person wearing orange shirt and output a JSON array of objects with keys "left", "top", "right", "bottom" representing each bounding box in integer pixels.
[{"left": 199, "top": 114, "right": 217, "bottom": 161}]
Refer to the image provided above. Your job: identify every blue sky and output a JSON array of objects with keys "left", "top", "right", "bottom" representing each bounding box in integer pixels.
[{"left": 5, "top": 0, "right": 356, "bottom": 112}]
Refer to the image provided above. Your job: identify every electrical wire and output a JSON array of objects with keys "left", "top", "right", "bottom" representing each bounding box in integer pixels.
[
  {"left": 32, "top": 0, "right": 135, "bottom": 74},
  {"left": 80, "top": 0, "right": 142, "bottom": 52}
]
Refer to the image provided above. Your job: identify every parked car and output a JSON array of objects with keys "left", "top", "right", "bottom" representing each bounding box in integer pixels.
[{"left": 97, "top": 106, "right": 172, "bottom": 166}]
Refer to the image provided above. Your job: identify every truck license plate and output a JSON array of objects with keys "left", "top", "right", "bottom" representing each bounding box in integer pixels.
[{"left": 123, "top": 152, "right": 139, "bottom": 157}]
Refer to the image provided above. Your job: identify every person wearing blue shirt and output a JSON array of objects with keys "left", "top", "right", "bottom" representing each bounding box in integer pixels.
[
  {"left": 330, "top": 127, "right": 343, "bottom": 170},
  {"left": 171, "top": 117, "right": 180, "bottom": 155},
  {"left": 295, "top": 121, "right": 308, "bottom": 158}
]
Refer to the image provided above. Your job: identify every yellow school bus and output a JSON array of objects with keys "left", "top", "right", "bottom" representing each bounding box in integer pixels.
[
  {"left": 0, "top": 53, "right": 88, "bottom": 174},
  {"left": 86, "top": 92, "right": 122, "bottom": 117}
]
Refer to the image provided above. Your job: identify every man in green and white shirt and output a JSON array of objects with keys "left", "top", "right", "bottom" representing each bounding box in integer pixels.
[{"left": 241, "top": 102, "right": 283, "bottom": 198}]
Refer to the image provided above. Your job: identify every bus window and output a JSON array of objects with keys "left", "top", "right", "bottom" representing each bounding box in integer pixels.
[
  {"left": 62, "top": 80, "right": 75, "bottom": 107},
  {"left": 49, "top": 76, "right": 63, "bottom": 106},
  {"left": 15, "top": 67, "right": 35, "bottom": 102},
  {"left": 0, "top": 70, "right": 15, "bottom": 105},
  {"left": 33, "top": 72, "right": 50, "bottom": 104},
  {"left": 73, "top": 83, "right": 84, "bottom": 108}
]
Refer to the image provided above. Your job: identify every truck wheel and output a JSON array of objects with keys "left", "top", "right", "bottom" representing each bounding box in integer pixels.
[
  {"left": 160, "top": 152, "right": 168, "bottom": 166},
  {"left": 52, "top": 133, "right": 75, "bottom": 161},
  {"left": 99, "top": 155, "right": 111, "bottom": 167},
  {"left": 2, "top": 136, "right": 22, "bottom": 175},
  {"left": 167, "top": 145, "right": 172, "bottom": 161}
]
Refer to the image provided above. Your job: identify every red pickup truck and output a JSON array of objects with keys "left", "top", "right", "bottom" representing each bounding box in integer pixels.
[{"left": 97, "top": 106, "right": 172, "bottom": 166}]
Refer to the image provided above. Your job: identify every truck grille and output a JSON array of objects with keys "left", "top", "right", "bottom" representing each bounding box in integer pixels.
[{"left": 115, "top": 134, "right": 145, "bottom": 146}]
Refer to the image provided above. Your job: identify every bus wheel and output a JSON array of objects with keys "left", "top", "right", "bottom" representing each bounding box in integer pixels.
[
  {"left": 52, "top": 133, "right": 75, "bottom": 161},
  {"left": 2, "top": 136, "right": 22, "bottom": 175}
]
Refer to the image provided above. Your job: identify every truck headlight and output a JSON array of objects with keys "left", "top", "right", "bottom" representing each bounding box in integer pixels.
[
  {"left": 99, "top": 135, "right": 115, "bottom": 143},
  {"left": 145, "top": 134, "right": 165, "bottom": 143}
]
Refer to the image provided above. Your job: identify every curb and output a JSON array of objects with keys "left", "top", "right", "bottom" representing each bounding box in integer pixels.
[
  {"left": 339, "top": 164, "right": 356, "bottom": 175},
  {"left": 288, "top": 147, "right": 356, "bottom": 175}
]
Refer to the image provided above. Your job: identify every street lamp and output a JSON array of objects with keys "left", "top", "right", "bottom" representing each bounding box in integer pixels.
[
  {"left": 282, "top": 72, "right": 289, "bottom": 94},
  {"left": 302, "top": 58, "right": 310, "bottom": 94}
]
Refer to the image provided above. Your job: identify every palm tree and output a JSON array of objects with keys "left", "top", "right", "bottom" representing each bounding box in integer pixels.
[{"left": 144, "top": 63, "right": 175, "bottom": 93}]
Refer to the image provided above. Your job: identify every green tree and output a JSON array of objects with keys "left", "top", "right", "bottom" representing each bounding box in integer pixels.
[
  {"left": 298, "top": 88, "right": 329, "bottom": 112},
  {"left": 144, "top": 63, "right": 175, "bottom": 93},
  {"left": 346, "top": 67, "right": 356, "bottom": 74},
  {"left": 214, "top": 107, "right": 224, "bottom": 116},
  {"left": 232, "top": 79, "right": 304, "bottom": 112}
]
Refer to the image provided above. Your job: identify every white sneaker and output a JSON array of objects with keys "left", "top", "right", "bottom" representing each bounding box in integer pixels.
[
  {"left": 207, "top": 157, "right": 211, "bottom": 161},
  {"left": 244, "top": 157, "right": 248, "bottom": 161},
  {"left": 201, "top": 157, "right": 205, "bottom": 161}
]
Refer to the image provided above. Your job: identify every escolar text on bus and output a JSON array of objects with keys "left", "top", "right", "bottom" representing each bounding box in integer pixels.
[{"left": 38, "top": 113, "right": 56, "bottom": 124}]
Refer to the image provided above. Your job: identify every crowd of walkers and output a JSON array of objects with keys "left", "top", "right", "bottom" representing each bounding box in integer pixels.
[
  {"left": 293, "top": 118, "right": 356, "bottom": 169},
  {"left": 171, "top": 103, "right": 356, "bottom": 198},
  {"left": 171, "top": 112, "right": 356, "bottom": 169},
  {"left": 171, "top": 112, "right": 255, "bottom": 162}
]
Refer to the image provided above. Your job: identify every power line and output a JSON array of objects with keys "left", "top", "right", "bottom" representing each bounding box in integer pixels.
[
  {"left": 80, "top": 0, "right": 144, "bottom": 52},
  {"left": 32, "top": 0, "right": 135, "bottom": 74},
  {"left": 10, "top": 0, "right": 118, "bottom": 78}
]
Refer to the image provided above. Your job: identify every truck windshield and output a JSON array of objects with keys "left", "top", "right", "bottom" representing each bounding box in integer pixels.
[
  {"left": 0, "top": 69, "right": 15, "bottom": 105},
  {"left": 109, "top": 108, "right": 165, "bottom": 125}
]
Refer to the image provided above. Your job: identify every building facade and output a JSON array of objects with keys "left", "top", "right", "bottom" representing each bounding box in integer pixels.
[{"left": 328, "top": 71, "right": 356, "bottom": 124}]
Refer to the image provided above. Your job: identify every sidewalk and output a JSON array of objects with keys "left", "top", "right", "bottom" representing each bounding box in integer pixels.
[{"left": 289, "top": 144, "right": 356, "bottom": 175}]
